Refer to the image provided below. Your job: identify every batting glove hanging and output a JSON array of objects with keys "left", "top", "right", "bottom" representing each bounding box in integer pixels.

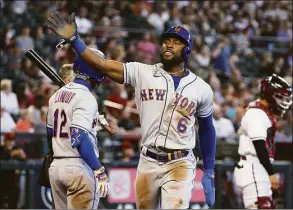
[
  {"left": 201, "top": 169, "right": 215, "bottom": 207},
  {"left": 94, "top": 166, "right": 110, "bottom": 198}
]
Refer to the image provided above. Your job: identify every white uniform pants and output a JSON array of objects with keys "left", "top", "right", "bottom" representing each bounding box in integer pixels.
[
  {"left": 233, "top": 158, "right": 272, "bottom": 209},
  {"left": 135, "top": 147, "right": 196, "bottom": 209},
  {"left": 49, "top": 158, "right": 99, "bottom": 209}
]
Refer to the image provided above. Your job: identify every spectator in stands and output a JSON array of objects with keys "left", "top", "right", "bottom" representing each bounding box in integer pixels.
[
  {"left": 123, "top": 1, "right": 150, "bottom": 41},
  {"left": 164, "top": 4, "right": 182, "bottom": 31},
  {"left": 233, "top": 106, "right": 245, "bottom": 131},
  {"left": 275, "top": 111, "right": 293, "bottom": 143},
  {"left": 194, "top": 44, "right": 211, "bottom": 67},
  {"left": 34, "top": 107, "right": 48, "bottom": 134},
  {"left": 136, "top": 32, "right": 157, "bottom": 64},
  {"left": 213, "top": 104, "right": 235, "bottom": 141},
  {"left": 16, "top": 25, "right": 34, "bottom": 53},
  {"left": 147, "top": 3, "right": 169, "bottom": 35},
  {"left": 27, "top": 94, "right": 45, "bottom": 126},
  {"left": 1, "top": 79, "right": 19, "bottom": 119},
  {"left": 212, "top": 36, "right": 232, "bottom": 77},
  {"left": 6, "top": 41, "right": 23, "bottom": 80},
  {"left": 15, "top": 109, "right": 34, "bottom": 133},
  {"left": 34, "top": 26, "right": 50, "bottom": 58},
  {"left": 75, "top": 6, "right": 93, "bottom": 35},
  {"left": 14, "top": 80, "right": 34, "bottom": 109},
  {"left": 0, "top": 132, "right": 26, "bottom": 209},
  {"left": 120, "top": 141, "right": 136, "bottom": 162},
  {"left": 0, "top": 106, "right": 16, "bottom": 133},
  {"left": 209, "top": 72, "right": 225, "bottom": 104}
]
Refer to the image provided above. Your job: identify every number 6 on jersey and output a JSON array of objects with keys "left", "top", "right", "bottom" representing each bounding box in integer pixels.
[{"left": 177, "top": 117, "right": 188, "bottom": 133}]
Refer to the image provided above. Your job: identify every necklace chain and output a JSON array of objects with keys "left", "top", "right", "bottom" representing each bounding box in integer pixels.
[{"left": 167, "top": 68, "right": 185, "bottom": 75}]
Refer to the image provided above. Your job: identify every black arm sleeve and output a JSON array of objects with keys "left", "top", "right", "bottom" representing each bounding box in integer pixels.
[{"left": 252, "top": 140, "right": 274, "bottom": 175}]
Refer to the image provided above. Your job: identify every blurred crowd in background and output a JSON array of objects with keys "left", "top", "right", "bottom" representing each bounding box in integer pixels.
[{"left": 0, "top": 0, "right": 292, "bottom": 162}]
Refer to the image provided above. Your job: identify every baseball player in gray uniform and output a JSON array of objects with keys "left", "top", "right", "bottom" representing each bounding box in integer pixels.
[
  {"left": 46, "top": 49, "right": 110, "bottom": 209},
  {"left": 47, "top": 12, "right": 217, "bottom": 209},
  {"left": 58, "top": 63, "right": 115, "bottom": 135}
]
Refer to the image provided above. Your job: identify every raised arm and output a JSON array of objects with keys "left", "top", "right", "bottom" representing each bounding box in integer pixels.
[
  {"left": 79, "top": 48, "right": 124, "bottom": 83},
  {"left": 47, "top": 12, "right": 124, "bottom": 84}
]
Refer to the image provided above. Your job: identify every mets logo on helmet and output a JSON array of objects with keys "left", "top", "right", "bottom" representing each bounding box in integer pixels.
[{"left": 175, "top": 26, "right": 181, "bottom": 33}]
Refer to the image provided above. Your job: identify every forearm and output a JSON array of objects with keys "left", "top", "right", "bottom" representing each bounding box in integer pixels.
[
  {"left": 72, "top": 39, "right": 124, "bottom": 83},
  {"left": 253, "top": 140, "right": 274, "bottom": 175},
  {"left": 70, "top": 127, "right": 102, "bottom": 170},
  {"left": 198, "top": 114, "right": 216, "bottom": 171},
  {"left": 80, "top": 47, "right": 107, "bottom": 72}
]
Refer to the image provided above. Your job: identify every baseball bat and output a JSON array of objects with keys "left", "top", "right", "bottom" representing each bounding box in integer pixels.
[
  {"left": 103, "top": 100, "right": 139, "bottom": 115},
  {"left": 25, "top": 49, "right": 66, "bottom": 86},
  {"left": 25, "top": 49, "right": 139, "bottom": 115}
]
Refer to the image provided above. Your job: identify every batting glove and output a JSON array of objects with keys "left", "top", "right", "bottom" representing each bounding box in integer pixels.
[
  {"left": 94, "top": 166, "right": 110, "bottom": 198},
  {"left": 47, "top": 12, "right": 78, "bottom": 49},
  {"left": 201, "top": 169, "right": 215, "bottom": 207}
]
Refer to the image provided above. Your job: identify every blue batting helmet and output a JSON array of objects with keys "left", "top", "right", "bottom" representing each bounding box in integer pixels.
[
  {"left": 73, "top": 48, "right": 105, "bottom": 83},
  {"left": 160, "top": 26, "right": 193, "bottom": 62}
]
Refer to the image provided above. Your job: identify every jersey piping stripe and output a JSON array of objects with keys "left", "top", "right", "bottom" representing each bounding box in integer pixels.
[
  {"left": 64, "top": 86, "right": 88, "bottom": 90},
  {"left": 154, "top": 73, "right": 169, "bottom": 148},
  {"left": 123, "top": 63, "right": 128, "bottom": 84},
  {"left": 163, "top": 76, "right": 198, "bottom": 150},
  {"left": 92, "top": 170, "right": 97, "bottom": 209},
  {"left": 46, "top": 110, "right": 52, "bottom": 128},
  {"left": 252, "top": 163, "right": 259, "bottom": 199}
]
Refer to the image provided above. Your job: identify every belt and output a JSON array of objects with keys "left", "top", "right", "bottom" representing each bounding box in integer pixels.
[
  {"left": 145, "top": 149, "right": 189, "bottom": 162},
  {"left": 53, "top": 156, "right": 81, "bottom": 159},
  {"left": 235, "top": 156, "right": 246, "bottom": 169}
]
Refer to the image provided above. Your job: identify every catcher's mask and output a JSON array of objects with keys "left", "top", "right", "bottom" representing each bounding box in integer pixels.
[{"left": 260, "top": 74, "right": 292, "bottom": 117}]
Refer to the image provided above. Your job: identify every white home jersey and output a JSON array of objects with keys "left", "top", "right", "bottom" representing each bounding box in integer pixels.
[
  {"left": 123, "top": 62, "right": 213, "bottom": 150},
  {"left": 237, "top": 108, "right": 272, "bottom": 157},
  {"left": 47, "top": 82, "right": 99, "bottom": 157}
]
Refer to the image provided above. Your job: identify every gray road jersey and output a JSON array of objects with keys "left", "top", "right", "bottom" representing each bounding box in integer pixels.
[
  {"left": 47, "top": 82, "right": 99, "bottom": 157},
  {"left": 123, "top": 62, "right": 213, "bottom": 150}
]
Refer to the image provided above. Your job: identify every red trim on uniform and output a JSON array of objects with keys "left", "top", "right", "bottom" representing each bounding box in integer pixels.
[
  {"left": 252, "top": 163, "right": 259, "bottom": 204},
  {"left": 249, "top": 102, "right": 277, "bottom": 159}
]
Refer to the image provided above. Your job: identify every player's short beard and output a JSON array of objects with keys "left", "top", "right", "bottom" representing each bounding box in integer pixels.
[{"left": 160, "top": 53, "right": 183, "bottom": 70}]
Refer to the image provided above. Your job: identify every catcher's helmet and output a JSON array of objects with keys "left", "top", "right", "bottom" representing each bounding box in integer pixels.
[
  {"left": 73, "top": 48, "right": 105, "bottom": 83},
  {"left": 160, "top": 26, "right": 193, "bottom": 62},
  {"left": 261, "top": 74, "right": 292, "bottom": 117}
]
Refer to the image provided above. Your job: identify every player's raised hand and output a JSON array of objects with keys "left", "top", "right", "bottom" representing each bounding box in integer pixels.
[
  {"left": 201, "top": 169, "right": 215, "bottom": 207},
  {"left": 47, "top": 12, "right": 78, "bottom": 42}
]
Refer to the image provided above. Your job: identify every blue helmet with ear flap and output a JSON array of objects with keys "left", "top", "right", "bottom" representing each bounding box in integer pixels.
[
  {"left": 73, "top": 48, "right": 106, "bottom": 83},
  {"left": 160, "top": 26, "right": 193, "bottom": 62}
]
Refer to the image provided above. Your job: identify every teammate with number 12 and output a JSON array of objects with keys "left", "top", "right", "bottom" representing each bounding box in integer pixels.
[
  {"left": 47, "top": 12, "right": 216, "bottom": 208},
  {"left": 46, "top": 49, "right": 110, "bottom": 209}
]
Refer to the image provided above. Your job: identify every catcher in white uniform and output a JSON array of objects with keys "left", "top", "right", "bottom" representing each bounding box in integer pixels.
[
  {"left": 47, "top": 12, "right": 217, "bottom": 209},
  {"left": 47, "top": 50, "right": 111, "bottom": 209},
  {"left": 234, "top": 74, "right": 292, "bottom": 209}
]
